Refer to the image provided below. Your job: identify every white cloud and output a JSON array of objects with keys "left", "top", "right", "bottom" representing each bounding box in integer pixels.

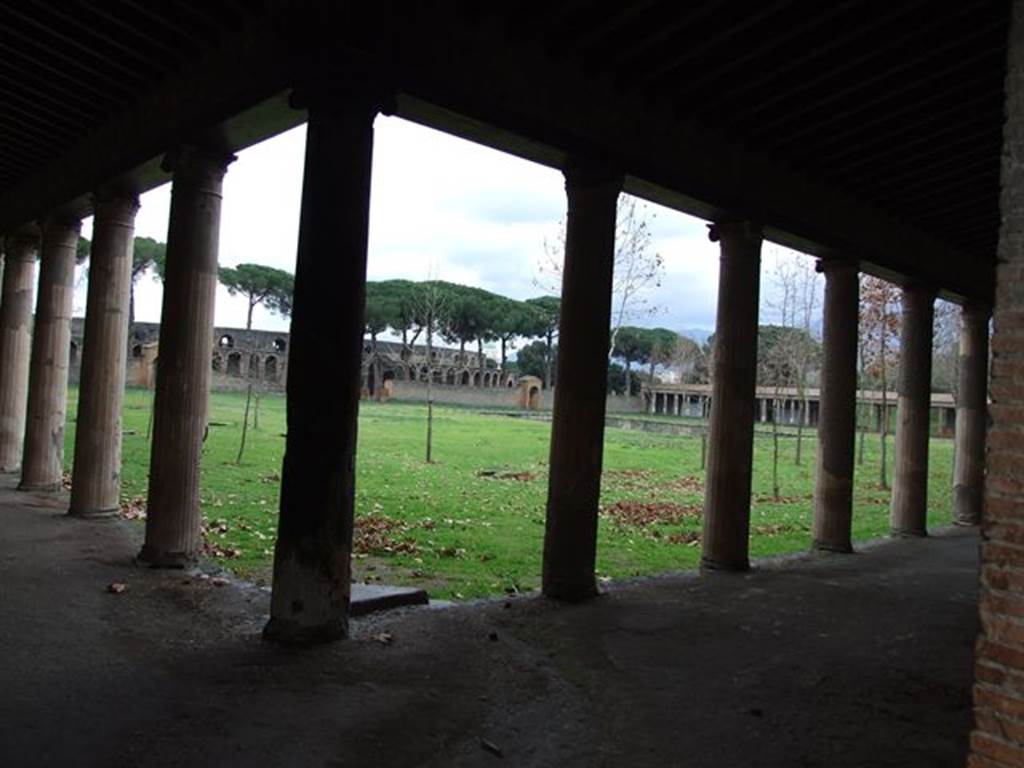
[{"left": 70, "top": 115, "right": 819, "bottom": 340}]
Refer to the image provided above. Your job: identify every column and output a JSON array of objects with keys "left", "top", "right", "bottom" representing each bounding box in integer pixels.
[
  {"left": 68, "top": 191, "right": 139, "bottom": 517},
  {"left": 812, "top": 258, "right": 859, "bottom": 552},
  {"left": 19, "top": 216, "right": 79, "bottom": 491},
  {"left": 0, "top": 227, "right": 39, "bottom": 472},
  {"left": 760, "top": 398, "right": 767, "bottom": 423},
  {"left": 264, "top": 84, "right": 385, "bottom": 643},
  {"left": 139, "top": 147, "right": 234, "bottom": 565},
  {"left": 542, "top": 160, "right": 622, "bottom": 601},
  {"left": 890, "top": 284, "right": 936, "bottom": 536},
  {"left": 953, "top": 301, "right": 990, "bottom": 525},
  {"left": 702, "top": 220, "right": 762, "bottom": 571}
]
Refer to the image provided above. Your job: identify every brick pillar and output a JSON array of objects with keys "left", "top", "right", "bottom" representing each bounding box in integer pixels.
[
  {"left": 542, "top": 160, "right": 622, "bottom": 601},
  {"left": 264, "top": 84, "right": 386, "bottom": 643},
  {"left": 0, "top": 227, "right": 38, "bottom": 472},
  {"left": 19, "top": 216, "right": 80, "bottom": 491},
  {"left": 69, "top": 192, "right": 139, "bottom": 517},
  {"left": 953, "top": 301, "right": 990, "bottom": 526},
  {"left": 811, "top": 258, "right": 859, "bottom": 553},
  {"left": 890, "top": 284, "right": 936, "bottom": 537},
  {"left": 702, "top": 221, "right": 762, "bottom": 571},
  {"left": 972, "top": 2, "right": 1024, "bottom": 763},
  {"left": 140, "top": 147, "right": 234, "bottom": 566}
]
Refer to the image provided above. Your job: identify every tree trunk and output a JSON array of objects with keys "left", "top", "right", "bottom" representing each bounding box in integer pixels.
[
  {"left": 246, "top": 299, "right": 255, "bottom": 332},
  {"left": 236, "top": 312, "right": 256, "bottom": 464},
  {"left": 624, "top": 358, "right": 631, "bottom": 397},
  {"left": 795, "top": 399, "right": 804, "bottom": 465},
  {"left": 544, "top": 331, "right": 554, "bottom": 389},
  {"left": 500, "top": 337, "right": 507, "bottom": 370},
  {"left": 425, "top": 318, "right": 434, "bottom": 462},
  {"left": 772, "top": 398, "right": 781, "bottom": 500},
  {"left": 477, "top": 338, "right": 484, "bottom": 386}
]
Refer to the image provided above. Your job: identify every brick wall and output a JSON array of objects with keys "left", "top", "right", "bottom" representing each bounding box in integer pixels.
[{"left": 971, "top": 2, "right": 1024, "bottom": 765}]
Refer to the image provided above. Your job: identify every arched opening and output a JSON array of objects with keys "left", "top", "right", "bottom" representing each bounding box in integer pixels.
[
  {"left": 227, "top": 352, "right": 242, "bottom": 376},
  {"left": 219, "top": 334, "right": 234, "bottom": 349},
  {"left": 472, "top": 371, "right": 480, "bottom": 386},
  {"left": 506, "top": 375, "right": 515, "bottom": 388},
  {"left": 273, "top": 337, "right": 287, "bottom": 352},
  {"left": 132, "top": 344, "right": 143, "bottom": 359},
  {"left": 445, "top": 368, "right": 456, "bottom": 385},
  {"left": 460, "top": 370, "right": 470, "bottom": 386},
  {"left": 419, "top": 366, "right": 429, "bottom": 381},
  {"left": 528, "top": 385, "right": 542, "bottom": 410},
  {"left": 264, "top": 355, "right": 277, "bottom": 381},
  {"left": 69, "top": 340, "right": 79, "bottom": 364}
]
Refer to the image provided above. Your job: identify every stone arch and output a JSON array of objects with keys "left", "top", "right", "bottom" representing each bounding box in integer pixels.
[
  {"left": 472, "top": 371, "right": 481, "bottom": 386},
  {"left": 218, "top": 334, "right": 234, "bottom": 349},
  {"left": 419, "top": 365, "right": 429, "bottom": 381},
  {"left": 460, "top": 370, "right": 470, "bottom": 386},
  {"left": 273, "top": 337, "right": 287, "bottom": 353},
  {"left": 227, "top": 351, "right": 242, "bottom": 376},
  {"left": 506, "top": 375, "right": 515, "bottom": 388},
  {"left": 528, "top": 384, "right": 541, "bottom": 409},
  {"left": 132, "top": 343, "right": 144, "bottom": 359},
  {"left": 445, "top": 368, "right": 456, "bottom": 385},
  {"left": 264, "top": 355, "right": 278, "bottom": 381}
]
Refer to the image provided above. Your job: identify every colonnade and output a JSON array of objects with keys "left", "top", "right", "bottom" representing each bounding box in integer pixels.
[{"left": 0, "top": 81, "right": 991, "bottom": 642}]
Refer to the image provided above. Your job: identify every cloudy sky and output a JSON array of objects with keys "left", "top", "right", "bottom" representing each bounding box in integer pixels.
[{"left": 77, "top": 116, "right": 816, "bottom": 350}]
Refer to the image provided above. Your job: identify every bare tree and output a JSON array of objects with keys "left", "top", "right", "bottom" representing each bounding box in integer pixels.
[
  {"left": 537, "top": 194, "right": 664, "bottom": 357},
  {"left": 410, "top": 278, "right": 448, "bottom": 464},
  {"left": 860, "top": 275, "right": 901, "bottom": 489}
]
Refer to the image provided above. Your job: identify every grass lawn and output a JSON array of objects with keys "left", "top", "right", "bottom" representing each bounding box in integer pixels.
[{"left": 63, "top": 387, "right": 955, "bottom": 600}]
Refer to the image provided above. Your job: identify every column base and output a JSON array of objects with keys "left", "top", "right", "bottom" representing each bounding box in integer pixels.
[
  {"left": 17, "top": 480, "right": 62, "bottom": 492},
  {"left": 542, "top": 576, "right": 600, "bottom": 603},
  {"left": 811, "top": 539, "right": 854, "bottom": 554},
  {"left": 262, "top": 616, "right": 347, "bottom": 646},
  {"left": 137, "top": 544, "right": 197, "bottom": 569},
  {"left": 890, "top": 527, "right": 928, "bottom": 539},
  {"left": 68, "top": 505, "right": 120, "bottom": 520},
  {"left": 700, "top": 556, "right": 750, "bottom": 573}
]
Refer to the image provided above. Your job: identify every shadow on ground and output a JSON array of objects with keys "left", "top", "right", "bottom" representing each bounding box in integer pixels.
[{"left": 0, "top": 477, "right": 978, "bottom": 767}]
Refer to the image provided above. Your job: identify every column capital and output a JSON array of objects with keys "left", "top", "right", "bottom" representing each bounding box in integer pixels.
[
  {"left": 815, "top": 256, "right": 859, "bottom": 275},
  {"left": 161, "top": 145, "right": 236, "bottom": 190},
  {"left": 902, "top": 280, "right": 939, "bottom": 300},
  {"left": 961, "top": 299, "right": 992, "bottom": 322},
  {"left": 562, "top": 156, "right": 624, "bottom": 192},
  {"left": 707, "top": 219, "right": 762, "bottom": 244},
  {"left": 40, "top": 213, "right": 81, "bottom": 236},
  {"left": 3, "top": 224, "right": 40, "bottom": 257},
  {"left": 289, "top": 73, "right": 396, "bottom": 117}
]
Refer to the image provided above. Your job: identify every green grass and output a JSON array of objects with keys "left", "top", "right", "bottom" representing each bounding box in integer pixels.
[{"left": 63, "top": 388, "right": 955, "bottom": 600}]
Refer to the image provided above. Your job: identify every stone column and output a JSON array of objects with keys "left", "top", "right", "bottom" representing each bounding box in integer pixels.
[
  {"left": 812, "top": 258, "right": 860, "bottom": 552},
  {"left": 953, "top": 301, "right": 990, "bottom": 525},
  {"left": 264, "top": 85, "right": 386, "bottom": 643},
  {"left": 0, "top": 228, "right": 39, "bottom": 472},
  {"left": 542, "top": 160, "right": 622, "bottom": 601},
  {"left": 68, "top": 191, "right": 139, "bottom": 517},
  {"left": 19, "top": 217, "right": 79, "bottom": 491},
  {"left": 139, "top": 147, "right": 234, "bottom": 565},
  {"left": 890, "top": 284, "right": 936, "bottom": 537},
  {"left": 702, "top": 221, "right": 762, "bottom": 571}
]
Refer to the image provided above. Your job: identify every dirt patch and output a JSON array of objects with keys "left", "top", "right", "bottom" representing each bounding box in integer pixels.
[
  {"left": 120, "top": 496, "right": 147, "bottom": 520},
  {"left": 478, "top": 470, "right": 538, "bottom": 481},
  {"left": 354, "top": 514, "right": 420, "bottom": 556},
  {"left": 603, "top": 500, "right": 702, "bottom": 527},
  {"left": 754, "top": 493, "right": 813, "bottom": 504},
  {"left": 668, "top": 531, "right": 701, "bottom": 545},
  {"left": 752, "top": 523, "right": 810, "bottom": 536},
  {"left": 660, "top": 475, "right": 705, "bottom": 494}
]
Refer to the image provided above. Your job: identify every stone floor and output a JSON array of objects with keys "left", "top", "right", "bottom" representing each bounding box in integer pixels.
[{"left": 0, "top": 476, "right": 980, "bottom": 767}]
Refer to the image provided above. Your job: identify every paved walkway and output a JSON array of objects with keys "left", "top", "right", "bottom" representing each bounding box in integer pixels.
[{"left": 0, "top": 477, "right": 979, "bottom": 767}]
